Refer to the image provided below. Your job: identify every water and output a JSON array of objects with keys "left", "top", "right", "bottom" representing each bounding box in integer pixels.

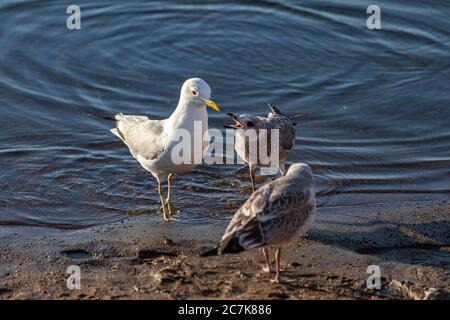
[{"left": 1, "top": 0, "right": 449, "bottom": 230}]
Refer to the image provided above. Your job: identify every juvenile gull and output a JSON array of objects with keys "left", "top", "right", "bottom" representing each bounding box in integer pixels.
[
  {"left": 225, "top": 104, "right": 308, "bottom": 192},
  {"left": 110, "top": 78, "right": 220, "bottom": 221},
  {"left": 202, "top": 163, "right": 316, "bottom": 283}
]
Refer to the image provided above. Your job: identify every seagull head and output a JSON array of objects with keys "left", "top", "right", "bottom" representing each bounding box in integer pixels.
[
  {"left": 180, "top": 78, "right": 220, "bottom": 112},
  {"left": 286, "top": 163, "right": 313, "bottom": 181},
  {"left": 224, "top": 113, "right": 262, "bottom": 130}
]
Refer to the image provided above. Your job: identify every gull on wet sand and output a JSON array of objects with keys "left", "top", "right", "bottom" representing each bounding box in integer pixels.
[
  {"left": 202, "top": 163, "right": 316, "bottom": 284},
  {"left": 105, "top": 78, "right": 220, "bottom": 221},
  {"left": 225, "top": 103, "right": 308, "bottom": 192}
]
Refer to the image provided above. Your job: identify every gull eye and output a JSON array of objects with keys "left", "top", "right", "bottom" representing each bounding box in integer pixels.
[
  {"left": 192, "top": 90, "right": 198, "bottom": 96},
  {"left": 247, "top": 121, "right": 254, "bottom": 127}
]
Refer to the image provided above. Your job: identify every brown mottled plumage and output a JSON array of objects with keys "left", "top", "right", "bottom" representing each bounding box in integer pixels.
[
  {"left": 209, "top": 163, "right": 316, "bottom": 283},
  {"left": 225, "top": 104, "right": 307, "bottom": 192}
]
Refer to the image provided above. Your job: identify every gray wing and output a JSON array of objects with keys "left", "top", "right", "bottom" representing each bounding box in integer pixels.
[
  {"left": 218, "top": 181, "right": 314, "bottom": 253},
  {"left": 111, "top": 114, "right": 166, "bottom": 160},
  {"left": 265, "top": 114, "right": 296, "bottom": 152},
  {"left": 278, "top": 117, "right": 296, "bottom": 152}
]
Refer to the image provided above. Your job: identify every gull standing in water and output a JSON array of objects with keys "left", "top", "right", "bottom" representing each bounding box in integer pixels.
[
  {"left": 108, "top": 78, "right": 220, "bottom": 221},
  {"left": 225, "top": 104, "right": 308, "bottom": 192},
  {"left": 202, "top": 163, "right": 316, "bottom": 284}
]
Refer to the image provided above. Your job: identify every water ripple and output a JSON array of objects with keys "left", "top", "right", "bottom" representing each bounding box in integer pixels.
[{"left": 0, "top": 0, "right": 449, "bottom": 229}]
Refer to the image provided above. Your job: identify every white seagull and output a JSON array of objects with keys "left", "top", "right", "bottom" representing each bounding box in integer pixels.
[
  {"left": 104, "top": 78, "right": 220, "bottom": 221},
  {"left": 202, "top": 163, "right": 316, "bottom": 284},
  {"left": 225, "top": 104, "right": 308, "bottom": 192}
]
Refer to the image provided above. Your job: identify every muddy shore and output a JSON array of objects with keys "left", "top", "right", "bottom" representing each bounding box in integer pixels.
[{"left": 0, "top": 199, "right": 449, "bottom": 300}]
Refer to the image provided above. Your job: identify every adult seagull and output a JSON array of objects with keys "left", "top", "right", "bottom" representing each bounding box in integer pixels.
[{"left": 91, "top": 78, "right": 220, "bottom": 221}]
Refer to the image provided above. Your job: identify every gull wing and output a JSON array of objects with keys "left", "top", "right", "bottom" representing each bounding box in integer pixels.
[
  {"left": 266, "top": 107, "right": 296, "bottom": 152},
  {"left": 111, "top": 114, "right": 166, "bottom": 160},
  {"left": 279, "top": 123, "right": 295, "bottom": 152},
  {"left": 218, "top": 180, "right": 314, "bottom": 254},
  {"left": 267, "top": 103, "right": 283, "bottom": 116}
]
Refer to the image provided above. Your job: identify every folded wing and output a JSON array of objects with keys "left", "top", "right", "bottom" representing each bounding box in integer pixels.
[
  {"left": 218, "top": 181, "right": 314, "bottom": 254},
  {"left": 111, "top": 114, "right": 166, "bottom": 161}
]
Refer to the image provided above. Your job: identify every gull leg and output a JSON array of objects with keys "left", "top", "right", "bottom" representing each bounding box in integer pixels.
[
  {"left": 249, "top": 164, "right": 256, "bottom": 192},
  {"left": 262, "top": 248, "right": 274, "bottom": 273},
  {"left": 165, "top": 174, "right": 172, "bottom": 217},
  {"left": 157, "top": 180, "right": 169, "bottom": 221},
  {"left": 164, "top": 173, "right": 180, "bottom": 217},
  {"left": 164, "top": 174, "right": 173, "bottom": 205},
  {"left": 271, "top": 247, "right": 282, "bottom": 284}
]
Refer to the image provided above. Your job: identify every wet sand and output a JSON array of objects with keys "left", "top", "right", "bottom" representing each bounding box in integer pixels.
[{"left": 0, "top": 199, "right": 449, "bottom": 300}]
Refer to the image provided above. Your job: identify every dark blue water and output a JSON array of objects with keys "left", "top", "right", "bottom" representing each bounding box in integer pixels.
[{"left": 1, "top": 0, "right": 449, "bottom": 229}]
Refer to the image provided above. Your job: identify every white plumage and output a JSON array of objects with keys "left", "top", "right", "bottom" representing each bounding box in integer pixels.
[{"left": 111, "top": 78, "right": 220, "bottom": 221}]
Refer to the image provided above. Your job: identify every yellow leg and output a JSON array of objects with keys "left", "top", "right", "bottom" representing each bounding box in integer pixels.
[
  {"left": 164, "top": 174, "right": 180, "bottom": 217},
  {"left": 165, "top": 174, "right": 173, "bottom": 216},
  {"left": 165, "top": 174, "right": 173, "bottom": 204},
  {"left": 158, "top": 181, "right": 169, "bottom": 221}
]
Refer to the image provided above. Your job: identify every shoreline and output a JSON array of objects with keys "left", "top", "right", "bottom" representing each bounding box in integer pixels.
[{"left": 0, "top": 199, "right": 449, "bottom": 299}]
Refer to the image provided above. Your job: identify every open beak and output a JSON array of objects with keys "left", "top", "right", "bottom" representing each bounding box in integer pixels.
[
  {"left": 224, "top": 112, "right": 245, "bottom": 129},
  {"left": 201, "top": 98, "right": 220, "bottom": 112}
]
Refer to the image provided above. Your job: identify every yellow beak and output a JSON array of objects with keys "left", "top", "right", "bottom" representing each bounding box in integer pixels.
[{"left": 202, "top": 99, "right": 220, "bottom": 112}]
